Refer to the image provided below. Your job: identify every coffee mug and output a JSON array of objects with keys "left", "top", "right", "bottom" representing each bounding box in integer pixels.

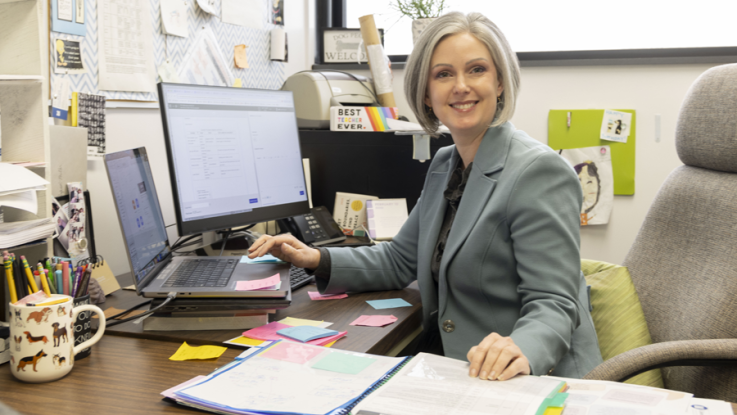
[{"left": 8, "top": 294, "right": 106, "bottom": 383}]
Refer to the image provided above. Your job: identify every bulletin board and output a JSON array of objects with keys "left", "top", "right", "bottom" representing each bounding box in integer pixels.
[
  {"left": 548, "top": 109, "right": 636, "bottom": 195},
  {"left": 49, "top": 0, "right": 285, "bottom": 102}
]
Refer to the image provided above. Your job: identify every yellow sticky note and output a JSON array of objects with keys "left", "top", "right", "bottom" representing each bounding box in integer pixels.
[
  {"left": 234, "top": 44, "right": 248, "bottom": 68},
  {"left": 228, "top": 336, "right": 265, "bottom": 347},
  {"left": 234, "top": 78, "right": 243, "bottom": 88},
  {"left": 324, "top": 340, "right": 336, "bottom": 348},
  {"left": 279, "top": 317, "right": 324, "bottom": 327},
  {"left": 543, "top": 408, "right": 563, "bottom": 415},
  {"left": 169, "top": 342, "right": 227, "bottom": 361}
]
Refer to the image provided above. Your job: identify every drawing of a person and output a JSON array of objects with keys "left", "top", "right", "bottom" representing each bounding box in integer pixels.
[
  {"left": 55, "top": 40, "right": 67, "bottom": 67},
  {"left": 614, "top": 119, "right": 622, "bottom": 135},
  {"left": 574, "top": 161, "right": 600, "bottom": 226},
  {"left": 272, "top": 0, "right": 283, "bottom": 24}
]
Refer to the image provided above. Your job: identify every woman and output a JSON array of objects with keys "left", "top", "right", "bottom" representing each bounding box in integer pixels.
[{"left": 249, "top": 12, "right": 602, "bottom": 381}]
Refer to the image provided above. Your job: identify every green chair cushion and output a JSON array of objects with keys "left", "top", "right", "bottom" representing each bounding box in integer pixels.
[{"left": 582, "top": 259, "right": 665, "bottom": 388}]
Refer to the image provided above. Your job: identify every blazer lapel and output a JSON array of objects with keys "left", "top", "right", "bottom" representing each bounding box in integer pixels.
[
  {"left": 419, "top": 151, "right": 457, "bottom": 263},
  {"left": 438, "top": 123, "right": 515, "bottom": 315}
]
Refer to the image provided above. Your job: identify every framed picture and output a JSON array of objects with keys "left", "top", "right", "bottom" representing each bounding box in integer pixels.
[{"left": 321, "top": 28, "right": 384, "bottom": 64}]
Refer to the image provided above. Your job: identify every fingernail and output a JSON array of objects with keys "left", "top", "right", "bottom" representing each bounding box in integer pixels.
[
  {"left": 489, "top": 371, "right": 496, "bottom": 380},
  {"left": 479, "top": 371, "right": 487, "bottom": 379},
  {"left": 469, "top": 368, "right": 477, "bottom": 377},
  {"left": 497, "top": 374, "right": 504, "bottom": 381}
]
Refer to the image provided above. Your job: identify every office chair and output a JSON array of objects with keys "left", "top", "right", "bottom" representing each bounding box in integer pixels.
[{"left": 583, "top": 63, "right": 737, "bottom": 401}]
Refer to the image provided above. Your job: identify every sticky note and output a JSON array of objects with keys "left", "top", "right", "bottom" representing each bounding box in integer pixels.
[
  {"left": 308, "top": 291, "right": 348, "bottom": 300},
  {"left": 277, "top": 326, "right": 339, "bottom": 343},
  {"left": 366, "top": 298, "right": 411, "bottom": 310},
  {"left": 169, "top": 342, "right": 227, "bottom": 361},
  {"left": 240, "top": 254, "right": 285, "bottom": 264},
  {"left": 350, "top": 315, "right": 398, "bottom": 327},
  {"left": 278, "top": 317, "right": 329, "bottom": 327},
  {"left": 236, "top": 273, "right": 281, "bottom": 291},
  {"left": 312, "top": 352, "right": 377, "bottom": 375},
  {"left": 223, "top": 336, "right": 265, "bottom": 347},
  {"left": 233, "top": 78, "right": 243, "bottom": 87},
  {"left": 261, "top": 341, "right": 324, "bottom": 364},
  {"left": 243, "top": 322, "right": 347, "bottom": 346},
  {"left": 234, "top": 44, "right": 249, "bottom": 68}
]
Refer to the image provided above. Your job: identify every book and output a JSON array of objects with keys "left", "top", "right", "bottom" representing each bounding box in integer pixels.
[
  {"left": 329, "top": 106, "right": 399, "bottom": 132},
  {"left": 142, "top": 313, "right": 269, "bottom": 331},
  {"left": 366, "top": 199, "right": 408, "bottom": 241},
  {"left": 333, "top": 192, "right": 378, "bottom": 234}
]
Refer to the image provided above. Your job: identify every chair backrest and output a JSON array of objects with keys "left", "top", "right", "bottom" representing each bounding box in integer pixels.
[{"left": 623, "top": 63, "right": 737, "bottom": 400}]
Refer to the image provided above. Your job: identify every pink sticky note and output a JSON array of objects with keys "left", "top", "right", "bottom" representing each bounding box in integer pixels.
[
  {"left": 242, "top": 322, "right": 347, "bottom": 346},
  {"left": 350, "top": 315, "right": 398, "bottom": 327},
  {"left": 308, "top": 291, "right": 348, "bottom": 300},
  {"left": 236, "top": 273, "right": 281, "bottom": 291},
  {"left": 261, "top": 341, "right": 324, "bottom": 364}
]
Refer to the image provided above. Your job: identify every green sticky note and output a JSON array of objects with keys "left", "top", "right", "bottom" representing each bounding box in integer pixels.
[
  {"left": 550, "top": 392, "right": 568, "bottom": 407},
  {"left": 311, "top": 352, "right": 377, "bottom": 375},
  {"left": 548, "top": 109, "right": 636, "bottom": 195}
]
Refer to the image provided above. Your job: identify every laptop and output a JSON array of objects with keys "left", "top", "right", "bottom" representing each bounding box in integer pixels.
[{"left": 104, "top": 147, "right": 291, "bottom": 298}]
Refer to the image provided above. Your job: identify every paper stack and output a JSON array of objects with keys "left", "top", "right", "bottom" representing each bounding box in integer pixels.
[
  {"left": 0, "top": 218, "right": 56, "bottom": 249},
  {"left": 0, "top": 163, "right": 49, "bottom": 215}
]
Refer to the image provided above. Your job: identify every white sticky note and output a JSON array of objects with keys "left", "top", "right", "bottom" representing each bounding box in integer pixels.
[
  {"left": 412, "top": 134, "right": 431, "bottom": 161},
  {"left": 158, "top": 61, "right": 181, "bottom": 83}
]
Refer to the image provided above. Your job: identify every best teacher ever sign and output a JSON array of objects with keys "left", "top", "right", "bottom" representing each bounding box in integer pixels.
[{"left": 322, "top": 28, "right": 384, "bottom": 63}]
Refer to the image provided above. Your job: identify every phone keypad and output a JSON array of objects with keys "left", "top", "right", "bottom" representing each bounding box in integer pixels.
[{"left": 304, "top": 214, "right": 329, "bottom": 241}]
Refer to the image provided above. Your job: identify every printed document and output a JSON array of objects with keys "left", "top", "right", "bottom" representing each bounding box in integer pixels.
[
  {"left": 98, "top": 0, "right": 157, "bottom": 92},
  {"left": 178, "top": 27, "right": 234, "bottom": 87}
]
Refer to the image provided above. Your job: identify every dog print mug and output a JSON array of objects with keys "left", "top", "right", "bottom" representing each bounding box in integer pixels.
[{"left": 9, "top": 294, "right": 106, "bottom": 383}]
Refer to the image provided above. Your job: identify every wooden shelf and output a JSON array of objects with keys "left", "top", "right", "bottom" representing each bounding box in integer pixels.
[{"left": 0, "top": 74, "right": 43, "bottom": 82}]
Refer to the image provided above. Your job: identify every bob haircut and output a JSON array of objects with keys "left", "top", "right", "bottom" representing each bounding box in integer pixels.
[{"left": 404, "top": 12, "right": 521, "bottom": 136}]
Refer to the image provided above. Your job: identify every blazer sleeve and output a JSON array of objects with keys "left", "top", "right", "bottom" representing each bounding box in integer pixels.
[
  {"left": 506, "top": 151, "right": 583, "bottom": 376},
  {"left": 316, "top": 201, "right": 421, "bottom": 295}
]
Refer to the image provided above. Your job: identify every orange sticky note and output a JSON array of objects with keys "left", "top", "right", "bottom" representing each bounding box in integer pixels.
[{"left": 234, "top": 44, "right": 248, "bottom": 68}]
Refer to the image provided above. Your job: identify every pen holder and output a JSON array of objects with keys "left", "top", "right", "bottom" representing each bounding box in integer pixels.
[
  {"left": 73, "top": 294, "right": 92, "bottom": 360},
  {"left": 8, "top": 294, "right": 106, "bottom": 383}
]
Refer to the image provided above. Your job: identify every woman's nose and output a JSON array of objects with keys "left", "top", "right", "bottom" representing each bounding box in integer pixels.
[{"left": 453, "top": 75, "right": 470, "bottom": 94}]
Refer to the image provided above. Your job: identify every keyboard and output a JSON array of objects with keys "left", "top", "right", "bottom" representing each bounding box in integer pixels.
[
  {"left": 163, "top": 259, "right": 237, "bottom": 288},
  {"left": 289, "top": 265, "right": 314, "bottom": 291}
]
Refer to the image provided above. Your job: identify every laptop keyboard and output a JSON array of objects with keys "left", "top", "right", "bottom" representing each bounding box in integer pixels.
[
  {"left": 289, "top": 265, "right": 314, "bottom": 291},
  {"left": 163, "top": 259, "right": 237, "bottom": 288}
]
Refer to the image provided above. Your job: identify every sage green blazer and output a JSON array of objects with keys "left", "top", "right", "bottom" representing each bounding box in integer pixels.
[{"left": 318, "top": 122, "right": 603, "bottom": 377}]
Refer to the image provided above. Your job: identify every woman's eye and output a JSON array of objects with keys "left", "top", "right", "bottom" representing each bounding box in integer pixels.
[
  {"left": 471, "top": 66, "right": 486, "bottom": 74},
  {"left": 436, "top": 71, "right": 450, "bottom": 78}
]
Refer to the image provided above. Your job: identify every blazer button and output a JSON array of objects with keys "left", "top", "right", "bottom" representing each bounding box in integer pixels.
[{"left": 442, "top": 319, "right": 455, "bottom": 333}]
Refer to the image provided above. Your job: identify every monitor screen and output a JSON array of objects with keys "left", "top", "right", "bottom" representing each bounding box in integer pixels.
[
  {"left": 158, "top": 83, "right": 310, "bottom": 236},
  {"left": 104, "top": 148, "right": 171, "bottom": 286}
]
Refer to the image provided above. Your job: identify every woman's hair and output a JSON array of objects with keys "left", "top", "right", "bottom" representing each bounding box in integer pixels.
[
  {"left": 403, "top": 11, "right": 521, "bottom": 135},
  {"left": 574, "top": 161, "right": 601, "bottom": 213}
]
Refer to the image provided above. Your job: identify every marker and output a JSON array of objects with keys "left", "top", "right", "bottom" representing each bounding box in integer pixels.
[
  {"left": 61, "top": 262, "right": 70, "bottom": 296},
  {"left": 4, "top": 254, "right": 18, "bottom": 303},
  {"left": 20, "top": 256, "right": 39, "bottom": 293}
]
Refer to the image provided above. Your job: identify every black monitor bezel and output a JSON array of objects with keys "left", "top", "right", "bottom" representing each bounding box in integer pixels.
[{"left": 157, "top": 82, "right": 310, "bottom": 237}]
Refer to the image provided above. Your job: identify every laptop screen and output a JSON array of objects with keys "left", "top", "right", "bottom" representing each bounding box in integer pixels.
[{"left": 105, "top": 148, "right": 171, "bottom": 286}]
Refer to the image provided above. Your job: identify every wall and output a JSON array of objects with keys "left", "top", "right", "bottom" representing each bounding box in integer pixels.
[{"left": 352, "top": 62, "right": 721, "bottom": 265}]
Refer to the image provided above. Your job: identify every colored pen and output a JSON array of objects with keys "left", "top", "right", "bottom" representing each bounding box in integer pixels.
[
  {"left": 4, "top": 254, "right": 18, "bottom": 303},
  {"left": 46, "top": 270, "right": 57, "bottom": 295},
  {"left": 20, "top": 256, "right": 39, "bottom": 293},
  {"left": 77, "top": 267, "right": 93, "bottom": 299},
  {"left": 62, "top": 262, "right": 70, "bottom": 296}
]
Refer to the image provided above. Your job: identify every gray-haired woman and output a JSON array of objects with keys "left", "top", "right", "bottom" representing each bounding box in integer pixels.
[{"left": 249, "top": 11, "right": 603, "bottom": 381}]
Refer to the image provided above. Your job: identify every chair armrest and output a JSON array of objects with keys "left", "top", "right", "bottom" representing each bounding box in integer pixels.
[{"left": 583, "top": 339, "right": 737, "bottom": 382}]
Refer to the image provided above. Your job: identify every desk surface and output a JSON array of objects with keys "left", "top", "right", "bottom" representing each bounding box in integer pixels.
[
  {"left": 2, "top": 335, "right": 736, "bottom": 415},
  {"left": 100, "top": 279, "right": 423, "bottom": 356}
]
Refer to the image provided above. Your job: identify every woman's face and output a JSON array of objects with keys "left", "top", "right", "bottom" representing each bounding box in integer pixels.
[
  {"left": 579, "top": 165, "right": 599, "bottom": 209},
  {"left": 424, "top": 32, "right": 503, "bottom": 139}
]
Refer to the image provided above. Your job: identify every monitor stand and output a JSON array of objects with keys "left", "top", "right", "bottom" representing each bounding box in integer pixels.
[{"left": 197, "top": 231, "right": 251, "bottom": 256}]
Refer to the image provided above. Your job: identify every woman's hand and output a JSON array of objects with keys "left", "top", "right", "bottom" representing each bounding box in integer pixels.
[
  {"left": 467, "top": 333, "right": 530, "bottom": 381},
  {"left": 247, "top": 234, "right": 321, "bottom": 270}
]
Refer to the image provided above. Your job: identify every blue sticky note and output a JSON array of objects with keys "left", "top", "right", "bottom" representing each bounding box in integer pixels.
[
  {"left": 240, "top": 254, "right": 286, "bottom": 264},
  {"left": 366, "top": 298, "right": 412, "bottom": 310},
  {"left": 277, "top": 326, "right": 339, "bottom": 343}
]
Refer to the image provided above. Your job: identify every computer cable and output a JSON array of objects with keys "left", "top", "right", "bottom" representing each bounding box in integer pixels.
[{"left": 105, "top": 292, "right": 177, "bottom": 328}]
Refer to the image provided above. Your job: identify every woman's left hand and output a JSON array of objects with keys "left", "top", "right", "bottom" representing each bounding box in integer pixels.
[{"left": 467, "top": 333, "right": 530, "bottom": 381}]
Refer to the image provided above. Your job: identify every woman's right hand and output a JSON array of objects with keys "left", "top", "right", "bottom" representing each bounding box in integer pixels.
[{"left": 247, "top": 234, "right": 321, "bottom": 270}]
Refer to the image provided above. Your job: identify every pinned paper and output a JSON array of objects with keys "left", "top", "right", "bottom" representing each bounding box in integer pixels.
[
  {"left": 158, "top": 61, "right": 181, "bottom": 83},
  {"left": 350, "top": 315, "right": 398, "bottom": 327},
  {"left": 233, "top": 78, "right": 243, "bottom": 88},
  {"left": 236, "top": 273, "right": 281, "bottom": 291},
  {"left": 308, "top": 291, "right": 348, "bottom": 301},
  {"left": 366, "top": 298, "right": 411, "bottom": 310},
  {"left": 169, "top": 342, "right": 227, "bottom": 361},
  {"left": 277, "top": 326, "right": 339, "bottom": 343},
  {"left": 234, "top": 44, "right": 249, "bottom": 68},
  {"left": 261, "top": 341, "right": 324, "bottom": 364},
  {"left": 600, "top": 109, "right": 632, "bottom": 143},
  {"left": 52, "top": 77, "right": 72, "bottom": 120},
  {"left": 196, "top": 0, "right": 216, "bottom": 15},
  {"left": 161, "top": 0, "right": 188, "bottom": 37},
  {"left": 312, "top": 352, "right": 377, "bottom": 375}
]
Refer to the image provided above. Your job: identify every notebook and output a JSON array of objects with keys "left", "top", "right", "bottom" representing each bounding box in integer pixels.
[{"left": 104, "top": 147, "right": 290, "bottom": 298}]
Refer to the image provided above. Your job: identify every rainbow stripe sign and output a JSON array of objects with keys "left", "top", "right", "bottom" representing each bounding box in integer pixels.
[{"left": 330, "top": 107, "right": 399, "bottom": 132}]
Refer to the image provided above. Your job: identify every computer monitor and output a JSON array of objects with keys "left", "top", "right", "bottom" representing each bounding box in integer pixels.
[{"left": 157, "top": 82, "right": 310, "bottom": 237}]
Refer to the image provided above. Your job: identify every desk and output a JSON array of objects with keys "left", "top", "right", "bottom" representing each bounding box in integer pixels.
[
  {"left": 101, "top": 274, "right": 423, "bottom": 356},
  {"left": 2, "top": 336, "right": 736, "bottom": 415}
]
